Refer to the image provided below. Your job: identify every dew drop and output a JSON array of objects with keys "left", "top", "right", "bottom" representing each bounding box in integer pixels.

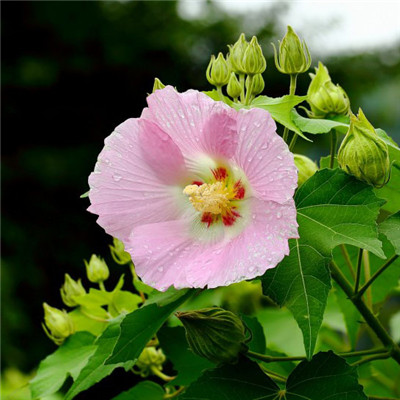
[
  {"left": 277, "top": 155, "right": 283, "bottom": 160},
  {"left": 113, "top": 173, "right": 122, "bottom": 182},
  {"left": 277, "top": 212, "right": 282, "bottom": 219},
  {"left": 158, "top": 266, "right": 164, "bottom": 272},
  {"left": 248, "top": 266, "right": 255, "bottom": 272}
]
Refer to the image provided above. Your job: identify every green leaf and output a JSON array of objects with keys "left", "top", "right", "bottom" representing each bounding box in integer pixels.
[
  {"left": 111, "top": 381, "right": 164, "bottom": 400},
  {"left": 285, "top": 351, "right": 367, "bottom": 399},
  {"left": 263, "top": 240, "right": 331, "bottom": 359},
  {"left": 251, "top": 95, "right": 310, "bottom": 140},
  {"left": 158, "top": 326, "right": 214, "bottom": 386},
  {"left": 380, "top": 211, "right": 400, "bottom": 254},
  {"left": 241, "top": 315, "right": 266, "bottom": 354},
  {"left": 179, "top": 356, "right": 279, "bottom": 400},
  {"left": 74, "top": 288, "right": 113, "bottom": 308},
  {"left": 291, "top": 109, "right": 349, "bottom": 134},
  {"left": 262, "top": 169, "right": 385, "bottom": 358},
  {"left": 203, "top": 90, "right": 235, "bottom": 107},
  {"left": 30, "top": 332, "right": 96, "bottom": 399},
  {"left": 106, "top": 289, "right": 193, "bottom": 365},
  {"left": 64, "top": 316, "right": 132, "bottom": 400},
  {"left": 69, "top": 308, "right": 108, "bottom": 336},
  {"left": 108, "top": 291, "right": 142, "bottom": 317}
]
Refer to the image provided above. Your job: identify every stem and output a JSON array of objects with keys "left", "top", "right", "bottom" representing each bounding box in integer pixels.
[
  {"left": 244, "top": 75, "right": 254, "bottom": 106},
  {"left": 363, "top": 250, "right": 373, "bottom": 309},
  {"left": 129, "top": 262, "right": 146, "bottom": 301},
  {"left": 329, "top": 261, "right": 400, "bottom": 365},
  {"left": 80, "top": 307, "right": 109, "bottom": 322},
  {"left": 289, "top": 134, "right": 298, "bottom": 152},
  {"left": 216, "top": 86, "right": 224, "bottom": 102},
  {"left": 239, "top": 74, "right": 245, "bottom": 103},
  {"left": 282, "top": 74, "right": 298, "bottom": 144},
  {"left": 164, "top": 387, "right": 185, "bottom": 399},
  {"left": 329, "top": 130, "right": 338, "bottom": 168},
  {"left": 99, "top": 281, "right": 106, "bottom": 291},
  {"left": 351, "top": 351, "right": 392, "bottom": 367},
  {"left": 357, "top": 255, "right": 399, "bottom": 299},
  {"left": 247, "top": 351, "right": 305, "bottom": 363},
  {"left": 340, "top": 244, "right": 356, "bottom": 279},
  {"left": 339, "top": 348, "right": 387, "bottom": 358},
  {"left": 260, "top": 365, "right": 287, "bottom": 384},
  {"left": 354, "top": 248, "right": 364, "bottom": 293},
  {"left": 151, "top": 366, "right": 176, "bottom": 382}
]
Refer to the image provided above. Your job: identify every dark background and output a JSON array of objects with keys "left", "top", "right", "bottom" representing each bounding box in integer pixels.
[{"left": 2, "top": 1, "right": 400, "bottom": 398}]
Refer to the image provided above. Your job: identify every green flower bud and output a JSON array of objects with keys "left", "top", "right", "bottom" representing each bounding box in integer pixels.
[
  {"left": 272, "top": 25, "right": 311, "bottom": 75},
  {"left": 206, "top": 53, "right": 230, "bottom": 87},
  {"left": 306, "top": 62, "right": 350, "bottom": 118},
  {"left": 60, "top": 274, "right": 86, "bottom": 307},
  {"left": 84, "top": 254, "right": 109, "bottom": 284},
  {"left": 109, "top": 237, "right": 131, "bottom": 265},
  {"left": 242, "top": 36, "right": 266, "bottom": 76},
  {"left": 152, "top": 78, "right": 165, "bottom": 93},
  {"left": 227, "top": 72, "right": 242, "bottom": 99},
  {"left": 133, "top": 347, "right": 166, "bottom": 378},
  {"left": 176, "top": 307, "right": 247, "bottom": 364},
  {"left": 42, "top": 303, "right": 75, "bottom": 345},
  {"left": 227, "top": 33, "right": 249, "bottom": 74},
  {"left": 338, "top": 109, "right": 390, "bottom": 188},
  {"left": 294, "top": 154, "right": 318, "bottom": 187},
  {"left": 246, "top": 73, "right": 265, "bottom": 96}
]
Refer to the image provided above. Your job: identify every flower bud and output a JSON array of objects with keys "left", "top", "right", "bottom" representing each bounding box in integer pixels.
[
  {"left": 242, "top": 36, "right": 266, "bottom": 76},
  {"left": 272, "top": 26, "right": 311, "bottom": 75},
  {"left": 294, "top": 154, "right": 318, "bottom": 187},
  {"left": 42, "top": 303, "right": 75, "bottom": 345},
  {"left": 338, "top": 109, "right": 390, "bottom": 188},
  {"left": 176, "top": 307, "right": 247, "bottom": 364},
  {"left": 227, "top": 33, "right": 249, "bottom": 74},
  {"left": 206, "top": 53, "right": 230, "bottom": 87},
  {"left": 306, "top": 62, "right": 350, "bottom": 118},
  {"left": 227, "top": 72, "right": 242, "bottom": 99},
  {"left": 133, "top": 347, "right": 166, "bottom": 378},
  {"left": 152, "top": 78, "right": 165, "bottom": 93},
  {"left": 109, "top": 237, "right": 131, "bottom": 265},
  {"left": 84, "top": 254, "right": 109, "bottom": 284},
  {"left": 246, "top": 73, "right": 265, "bottom": 96},
  {"left": 60, "top": 274, "right": 86, "bottom": 307}
]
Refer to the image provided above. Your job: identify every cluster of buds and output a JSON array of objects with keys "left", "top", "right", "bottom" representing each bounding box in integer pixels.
[
  {"left": 109, "top": 237, "right": 132, "bottom": 265},
  {"left": 84, "top": 254, "right": 109, "bottom": 284},
  {"left": 42, "top": 303, "right": 75, "bottom": 345},
  {"left": 306, "top": 62, "right": 350, "bottom": 118},
  {"left": 272, "top": 25, "right": 311, "bottom": 76},
  {"left": 176, "top": 307, "right": 248, "bottom": 364},
  {"left": 294, "top": 154, "right": 319, "bottom": 187},
  {"left": 338, "top": 109, "right": 390, "bottom": 188},
  {"left": 207, "top": 34, "right": 266, "bottom": 103},
  {"left": 133, "top": 347, "right": 166, "bottom": 378}
]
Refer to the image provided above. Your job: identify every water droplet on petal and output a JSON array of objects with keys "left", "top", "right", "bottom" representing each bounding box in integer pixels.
[
  {"left": 113, "top": 173, "right": 122, "bottom": 182},
  {"left": 158, "top": 266, "right": 164, "bottom": 272}
]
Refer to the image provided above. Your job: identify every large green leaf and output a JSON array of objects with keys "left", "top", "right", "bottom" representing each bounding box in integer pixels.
[
  {"left": 262, "top": 169, "right": 385, "bottom": 358},
  {"left": 181, "top": 352, "right": 366, "bottom": 400},
  {"left": 64, "top": 316, "right": 132, "bottom": 400},
  {"left": 251, "top": 95, "right": 309, "bottom": 140},
  {"left": 291, "top": 109, "right": 349, "bottom": 134},
  {"left": 285, "top": 351, "right": 367, "bottom": 399},
  {"left": 111, "top": 381, "right": 164, "bottom": 400},
  {"left": 158, "top": 326, "right": 214, "bottom": 386},
  {"left": 30, "top": 332, "right": 96, "bottom": 399},
  {"left": 241, "top": 315, "right": 266, "bottom": 354},
  {"left": 106, "top": 289, "right": 193, "bottom": 365},
  {"left": 380, "top": 211, "right": 400, "bottom": 254},
  {"left": 179, "top": 356, "right": 279, "bottom": 400}
]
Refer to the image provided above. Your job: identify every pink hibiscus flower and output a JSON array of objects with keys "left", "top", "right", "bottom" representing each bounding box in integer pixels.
[{"left": 88, "top": 86, "right": 298, "bottom": 291}]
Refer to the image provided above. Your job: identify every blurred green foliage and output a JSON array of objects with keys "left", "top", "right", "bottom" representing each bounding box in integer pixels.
[{"left": 2, "top": 2, "right": 399, "bottom": 398}]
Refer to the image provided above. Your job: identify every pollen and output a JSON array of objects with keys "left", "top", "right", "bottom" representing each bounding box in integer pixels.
[{"left": 183, "top": 182, "right": 232, "bottom": 214}]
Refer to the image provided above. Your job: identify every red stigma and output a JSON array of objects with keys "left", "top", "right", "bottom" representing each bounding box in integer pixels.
[
  {"left": 201, "top": 212, "right": 215, "bottom": 227},
  {"left": 222, "top": 209, "right": 241, "bottom": 226},
  {"left": 212, "top": 167, "right": 227, "bottom": 181},
  {"left": 233, "top": 180, "right": 245, "bottom": 199},
  {"left": 192, "top": 180, "right": 203, "bottom": 186}
]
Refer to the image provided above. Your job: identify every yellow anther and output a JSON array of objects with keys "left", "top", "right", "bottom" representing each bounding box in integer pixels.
[{"left": 183, "top": 182, "right": 232, "bottom": 214}]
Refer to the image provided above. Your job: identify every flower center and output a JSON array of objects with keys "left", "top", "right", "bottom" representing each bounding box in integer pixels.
[{"left": 183, "top": 182, "right": 232, "bottom": 215}]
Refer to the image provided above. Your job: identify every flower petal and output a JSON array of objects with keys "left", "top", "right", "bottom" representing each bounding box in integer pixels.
[
  {"left": 186, "top": 198, "right": 298, "bottom": 288},
  {"left": 234, "top": 108, "right": 298, "bottom": 203},
  {"left": 144, "top": 86, "right": 237, "bottom": 159},
  {"left": 88, "top": 118, "right": 182, "bottom": 242}
]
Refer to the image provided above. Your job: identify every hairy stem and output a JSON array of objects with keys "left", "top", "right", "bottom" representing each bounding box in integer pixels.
[
  {"left": 363, "top": 250, "right": 373, "bottom": 308},
  {"left": 239, "top": 74, "right": 245, "bottom": 103},
  {"left": 329, "top": 261, "right": 400, "bottom": 365},
  {"left": 329, "top": 129, "right": 338, "bottom": 168},
  {"left": 357, "top": 255, "right": 399, "bottom": 299},
  {"left": 354, "top": 248, "right": 364, "bottom": 293},
  {"left": 340, "top": 244, "right": 356, "bottom": 279},
  {"left": 244, "top": 75, "right": 254, "bottom": 106},
  {"left": 351, "top": 351, "right": 392, "bottom": 367},
  {"left": 282, "top": 74, "right": 298, "bottom": 144}
]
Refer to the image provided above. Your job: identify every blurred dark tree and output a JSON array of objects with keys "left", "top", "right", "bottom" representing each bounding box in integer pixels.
[{"left": 1, "top": 1, "right": 399, "bottom": 398}]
